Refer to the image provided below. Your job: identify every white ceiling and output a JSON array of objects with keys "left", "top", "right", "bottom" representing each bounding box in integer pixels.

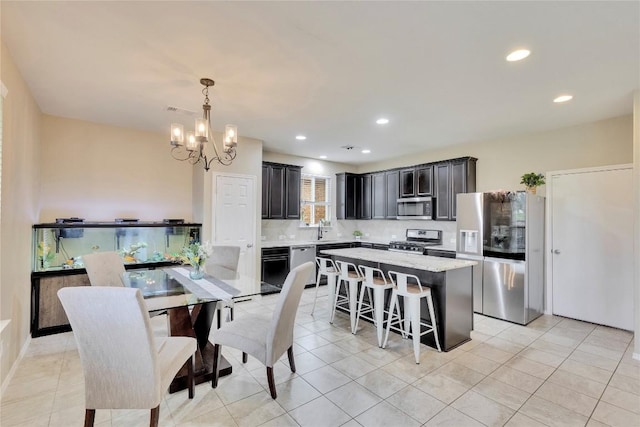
[{"left": 2, "top": 1, "right": 639, "bottom": 165}]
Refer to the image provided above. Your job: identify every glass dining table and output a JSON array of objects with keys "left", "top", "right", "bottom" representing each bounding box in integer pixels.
[{"left": 121, "top": 265, "right": 265, "bottom": 393}]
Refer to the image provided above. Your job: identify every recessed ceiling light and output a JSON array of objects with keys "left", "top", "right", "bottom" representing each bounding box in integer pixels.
[
  {"left": 553, "top": 95, "right": 573, "bottom": 103},
  {"left": 362, "top": 149, "right": 371, "bottom": 154},
  {"left": 376, "top": 118, "right": 389, "bottom": 125},
  {"left": 506, "top": 49, "right": 530, "bottom": 62},
  {"left": 319, "top": 155, "right": 327, "bottom": 159},
  {"left": 295, "top": 135, "right": 307, "bottom": 140}
]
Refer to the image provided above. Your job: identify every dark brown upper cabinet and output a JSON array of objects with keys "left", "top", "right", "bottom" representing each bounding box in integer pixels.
[
  {"left": 400, "top": 165, "right": 433, "bottom": 198},
  {"left": 434, "top": 157, "right": 477, "bottom": 220},
  {"left": 262, "top": 162, "right": 302, "bottom": 220}
]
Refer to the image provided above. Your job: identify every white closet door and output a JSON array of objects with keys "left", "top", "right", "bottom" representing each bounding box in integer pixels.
[{"left": 550, "top": 167, "right": 633, "bottom": 330}]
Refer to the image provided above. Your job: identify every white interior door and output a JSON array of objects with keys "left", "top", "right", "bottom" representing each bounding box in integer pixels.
[
  {"left": 550, "top": 166, "right": 633, "bottom": 330},
  {"left": 212, "top": 173, "right": 257, "bottom": 283}
]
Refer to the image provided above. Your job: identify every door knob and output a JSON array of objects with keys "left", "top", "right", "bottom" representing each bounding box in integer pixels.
[
  {"left": 247, "top": 243, "right": 253, "bottom": 248},
  {"left": 553, "top": 249, "right": 560, "bottom": 254}
]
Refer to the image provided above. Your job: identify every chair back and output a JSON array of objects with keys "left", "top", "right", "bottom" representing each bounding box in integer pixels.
[
  {"left": 315, "top": 257, "right": 338, "bottom": 275},
  {"left": 206, "top": 245, "right": 241, "bottom": 271},
  {"left": 58, "top": 286, "right": 161, "bottom": 409},
  {"left": 388, "top": 271, "right": 424, "bottom": 296},
  {"left": 82, "top": 251, "right": 125, "bottom": 287},
  {"left": 266, "top": 261, "right": 314, "bottom": 366},
  {"left": 358, "top": 265, "right": 388, "bottom": 285},
  {"left": 337, "top": 260, "right": 362, "bottom": 281}
]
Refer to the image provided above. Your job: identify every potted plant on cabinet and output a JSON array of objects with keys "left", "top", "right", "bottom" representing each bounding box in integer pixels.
[
  {"left": 352, "top": 230, "right": 363, "bottom": 240},
  {"left": 520, "top": 172, "right": 545, "bottom": 194}
]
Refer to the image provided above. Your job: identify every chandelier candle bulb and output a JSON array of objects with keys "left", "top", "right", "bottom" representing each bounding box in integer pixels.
[
  {"left": 185, "top": 131, "right": 198, "bottom": 151},
  {"left": 171, "top": 123, "right": 184, "bottom": 146},
  {"left": 195, "top": 118, "right": 208, "bottom": 140}
]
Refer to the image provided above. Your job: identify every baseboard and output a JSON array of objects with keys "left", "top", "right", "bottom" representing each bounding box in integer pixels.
[{"left": 1, "top": 335, "right": 32, "bottom": 396}]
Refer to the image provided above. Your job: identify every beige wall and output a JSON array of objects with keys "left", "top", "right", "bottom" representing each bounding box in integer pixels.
[
  {"left": 1, "top": 42, "right": 42, "bottom": 385},
  {"left": 633, "top": 93, "right": 639, "bottom": 357},
  {"left": 360, "top": 115, "right": 633, "bottom": 195},
  {"left": 40, "top": 115, "right": 192, "bottom": 222}
]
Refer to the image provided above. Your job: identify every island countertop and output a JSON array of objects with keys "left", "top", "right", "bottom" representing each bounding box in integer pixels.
[{"left": 320, "top": 248, "right": 476, "bottom": 272}]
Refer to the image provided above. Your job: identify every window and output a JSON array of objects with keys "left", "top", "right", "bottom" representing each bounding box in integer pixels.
[{"left": 301, "top": 174, "right": 331, "bottom": 226}]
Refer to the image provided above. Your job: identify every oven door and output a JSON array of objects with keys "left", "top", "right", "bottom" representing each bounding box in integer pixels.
[{"left": 397, "top": 197, "right": 434, "bottom": 220}]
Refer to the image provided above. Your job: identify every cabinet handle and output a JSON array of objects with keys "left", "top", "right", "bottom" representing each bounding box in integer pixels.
[
  {"left": 552, "top": 249, "right": 560, "bottom": 254},
  {"left": 247, "top": 244, "right": 254, "bottom": 248}
]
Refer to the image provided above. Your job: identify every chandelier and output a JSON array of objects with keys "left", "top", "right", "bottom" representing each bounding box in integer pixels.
[{"left": 170, "top": 78, "right": 237, "bottom": 171}]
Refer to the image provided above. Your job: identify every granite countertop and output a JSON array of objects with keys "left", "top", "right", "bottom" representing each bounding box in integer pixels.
[
  {"left": 319, "top": 247, "right": 475, "bottom": 272},
  {"left": 261, "top": 239, "right": 456, "bottom": 251}
]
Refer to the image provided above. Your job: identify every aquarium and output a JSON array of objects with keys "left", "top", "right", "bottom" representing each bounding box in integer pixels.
[{"left": 32, "top": 220, "right": 202, "bottom": 272}]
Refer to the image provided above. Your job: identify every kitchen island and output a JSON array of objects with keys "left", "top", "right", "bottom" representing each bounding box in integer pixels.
[{"left": 321, "top": 248, "right": 476, "bottom": 351}]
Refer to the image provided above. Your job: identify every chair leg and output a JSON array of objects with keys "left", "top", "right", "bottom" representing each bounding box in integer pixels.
[
  {"left": 84, "top": 409, "right": 95, "bottom": 427},
  {"left": 330, "top": 280, "right": 341, "bottom": 324},
  {"left": 287, "top": 346, "right": 296, "bottom": 373},
  {"left": 383, "top": 291, "right": 398, "bottom": 348},
  {"left": 266, "top": 366, "right": 277, "bottom": 399},
  {"left": 311, "top": 271, "right": 322, "bottom": 315},
  {"left": 242, "top": 352, "right": 248, "bottom": 363},
  {"left": 212, "top": 344, "right": 221, "bottom": 388},
  {"left": 149, "top": 405, "right": 160, "bottom": 427},
  {"left": 409, "top": 297, "right": 422, "bottom": 364},
  {"left": 354, "top": 283, "right": 367, "bottom": 334},
  {"left": 427, "top": 294, "right": 442, "bottom": 352},
  {"left": 230, "top": 306, "right": 234, "bottom": 321},
  {"left": 187, "top": 355, "right": 194, "bottom": 399}
]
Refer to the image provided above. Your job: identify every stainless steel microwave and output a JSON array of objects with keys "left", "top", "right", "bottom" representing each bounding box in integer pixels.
[{"left": 397, "top": 197, "right": 435, "bottom": 220}]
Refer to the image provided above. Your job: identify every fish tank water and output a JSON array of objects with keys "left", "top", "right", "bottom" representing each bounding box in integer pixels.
[{"left": 32, "top": 220, "right": 201, "bottom": 272}]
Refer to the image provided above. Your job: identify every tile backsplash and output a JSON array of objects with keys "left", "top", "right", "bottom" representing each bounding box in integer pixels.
[{"left": 261, "top": 219, "right": 457, "bottom": 245}]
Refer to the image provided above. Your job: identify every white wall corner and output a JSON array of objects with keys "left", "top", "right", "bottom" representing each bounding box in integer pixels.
[
  {"left": 1, "top": 80, "right": 8, "bottom": 98},
  {"left": 0, "top": 333, "right": 31, "bottom": 395},
  {"left": 633, "top": 90, "right": 640, "bottom": 356}
]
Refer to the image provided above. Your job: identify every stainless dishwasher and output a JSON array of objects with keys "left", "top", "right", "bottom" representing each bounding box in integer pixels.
[{"left": 289, "top": 245, "right": 316, "bottom": 285}]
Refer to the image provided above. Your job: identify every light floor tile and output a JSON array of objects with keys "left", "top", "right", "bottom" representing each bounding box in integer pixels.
[
  {"left": 385, "top": 385, "right": 445, "bottom": 424},
  {"left": 215, "top": 371, "right": 265, "bottom": 405},
  {"left": 546, "top": 369, "right": 606, "bottom": 399},
  {"left": 288, "top": 397, "right": 351, "bottom": 427},
  {"left": 165, "top": 384, "right": 225, "bottom": 423},
  {"left": 355, "top": 401, "right": 420, "bottom": 427},
  {"left": 600, "top": 386, "right": 640, "bottom": 415},
  {"left": 301, "top": 365, "right": 351, "bottom": 394},
  {"left": 423, "top": 406, "right": 484, "bottom": 427},
  {"left": 226, "top": 391, "right": 286, "bottom": 427},
  {"left": 519, "top": 396, "right": 588, "bottom": 427},
  {"left": 432, "top": 362, "right": 486, "bottom": 387},
  {"left": 258, "top": 413, "right": 300, "bottom": 427},
  {"left": 354, "top": 369, "right": 408, "bottom": 399},
  {"left": 174, "top": 405, "right": 238, "bottom": 427},
  {"left": 452, "top": 390, "right": 515, "bottom": 427},
  {"left": 325, "top": 382, "right": 382, "bottom": 417},
  {"left": 267, "top": 377, "right": 321, "bottom": 411},
  {"left": 608, "top": 371, "right": 640, "bottom": 395},
  {"left": 472, "top": 377, "right": 531, "bottom": 411},
  {"left": 310, "top": 343, "right": 353, "bottom": 364},
  {"left": 518, "top": 348, "right": 566, "bottom": 368},
  {"left": 489, "top": 365, "right": 545, "bottom": 394},
  {"left": 591, "top": 401, "right": 640, "bottom": 427},
  {"left": 558, "top": 359, "right": 614, "bottom": 385},
  {"left": 330, "top": 355, "right": 377, "bottom": 379},
  {"left": 505, "top": 355, "right": 556, "bottom": 380},
  {"left": 470, "top": 342, "right": 516, "bottom": 362},
  {"left": 454, "top": 351, "right": 502, "bottom": 375},
  {"left": 534, "top": 382, "right": 598, "bottom": 417},
  {"left": 569, "top": 350, "right": 619, "bottom": 372},
  {"left": 504, "top": 412, "right": 548, "bottom": 427},
  {"left": 413, "top": 373, "right": 471, "bottom": 404}
]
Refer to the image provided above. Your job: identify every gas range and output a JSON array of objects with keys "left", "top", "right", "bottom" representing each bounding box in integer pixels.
[{"left": 388, "top": 229, "right": 442, "bottom": 254}]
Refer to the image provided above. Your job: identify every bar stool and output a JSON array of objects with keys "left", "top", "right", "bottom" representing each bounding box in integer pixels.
[
  {"left": 311, "top": 257, "right": 340, "bottom": 320},
  {"left": 355, "top": 265, "right": 396, "bottom": 347},
  {"left": 332, "top": 261, "right": 363, "bottom": 333},
  {"left": 383, "top": 271, "right": 441, "bottom": 363}
]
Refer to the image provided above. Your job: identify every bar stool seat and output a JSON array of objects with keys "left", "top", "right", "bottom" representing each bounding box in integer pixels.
[
  {"left": 383, "top": 271, "right": 441, "bottom": 363},
  {"left": 332, "top": 261, "right": 363, "bottom": 333},
  {"left": 311, "top": 257, "right": 340, "bottom": 319},
  {"left": 355, "top": 265, "right": 397, "bottom": 347}
]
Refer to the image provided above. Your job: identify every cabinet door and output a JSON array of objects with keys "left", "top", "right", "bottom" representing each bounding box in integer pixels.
[
  {"left": 372, "top": 172, "right": 386, "bottom": 219},
  {"left": 360, "top": 174, "right": 372, "bottom": 219},
  {"left": 450, "top": 160, "right": 467, "bottom": 220},
  {"left": 268, "top": 165, "right": 286, "bottom": 219},
  {"left": 416, "top": 165, "right": 433, "bottom": 196},
  {"left": 336, "top": 173, "right": 346, "bottom": 220},
  {"left": 345, "top": 174, "right": 358, "bottom": 219},
  {"left": 285, "top": 166, "right": 301, "bottom": 219},
  {"left": 400, "top": 168, "right": 416, "bottom": 197},
  {"left": 385, "top": 170, "right": 399, "bottom": 219},
  {"left": 435, "top": 163, "right": 451, "bottom": 220},
  {"left": 262, "top": 164, "right": 270, "bottom": 218}
]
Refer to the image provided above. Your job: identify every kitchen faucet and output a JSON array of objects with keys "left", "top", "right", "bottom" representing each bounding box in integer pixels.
[{"left": 317, "top": 219, "right": 324, "bottom": 240}]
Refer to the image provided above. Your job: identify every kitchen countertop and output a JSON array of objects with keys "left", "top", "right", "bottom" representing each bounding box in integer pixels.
[
  {"left": 261, "top": 239, "right": 456, "bottom": 252},
  {"left": 320, "top": 247, "right": 475, "bottom": 272}
]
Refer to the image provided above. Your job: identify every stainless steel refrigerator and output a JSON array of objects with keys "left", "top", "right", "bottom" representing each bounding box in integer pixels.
[{"left": 456, "top": 191, "right": 544, "bottom": 325}]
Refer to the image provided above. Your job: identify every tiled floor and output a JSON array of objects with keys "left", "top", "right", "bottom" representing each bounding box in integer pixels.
[{"left": 1, "top": 287, "right": 639, "bottom": 427}]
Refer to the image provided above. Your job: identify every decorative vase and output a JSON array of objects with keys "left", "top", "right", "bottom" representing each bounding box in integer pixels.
[
  {"left": 526, "top": 186, "right": 537, "bottom": 195},
  {"left": 189, "top": 263, "right": 205, "bottom": 280}
]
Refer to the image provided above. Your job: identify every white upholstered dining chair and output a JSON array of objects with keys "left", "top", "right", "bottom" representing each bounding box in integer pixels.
[
  {"left": 211, "top": 261, "right": 315, "bottom": 399},
  {"left": 58, "top": 286, "right": 197, "bottom": 427},
  {"left": 205, "top": 245, "right": 242, "bottom": 327},
  {"left": 82, "top": 251, "right": 125, "bottom": 287}
]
